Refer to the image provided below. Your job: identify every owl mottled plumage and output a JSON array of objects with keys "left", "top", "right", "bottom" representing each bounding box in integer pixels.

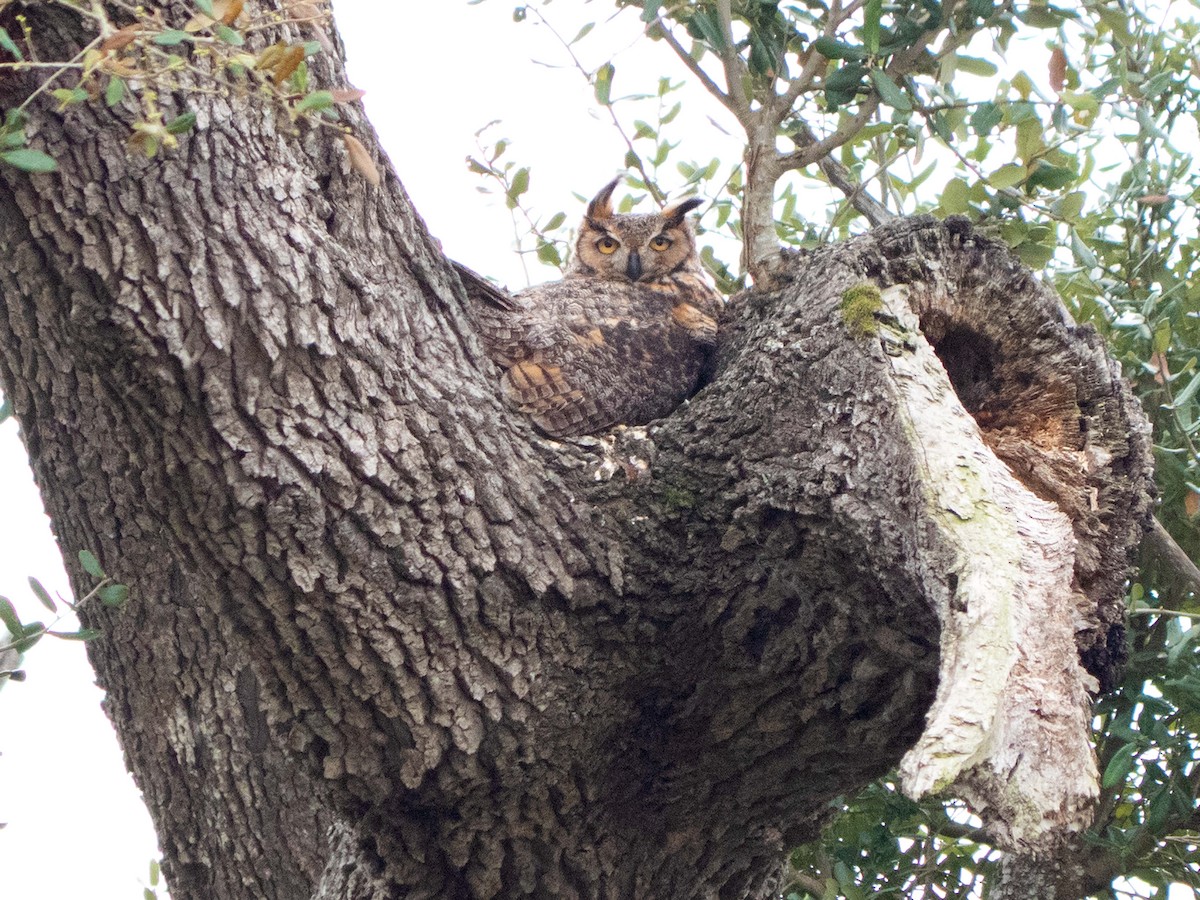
[{"left": 463, "top": 178, "right": 724, "bottom": 438}]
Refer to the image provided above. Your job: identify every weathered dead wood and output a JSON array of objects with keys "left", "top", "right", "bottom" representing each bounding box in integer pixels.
[{"left": 697, "top": 216, "right": 1152, "bottom": 890}]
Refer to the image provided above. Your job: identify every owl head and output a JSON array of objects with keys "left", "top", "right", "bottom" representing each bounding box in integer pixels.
[{"left": 569, "top": 178, "right": 705, "bottom": 283}]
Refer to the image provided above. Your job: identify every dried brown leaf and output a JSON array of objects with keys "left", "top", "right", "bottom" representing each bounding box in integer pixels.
[
  {"left": 289, "top": 2, "right": 334, "bottom": 53},
  {"left": 271, "top": 45, "right": 307, "bottom": 85},
  {"left": 343, "top": 134, "right": 380, "bottom": 186},
  {"left": 289, "top": 2, "right": 324, "bottom": 21},
  {"left": 255, "top": 42, "right": 287, "bottom": 70},
  {"left": 1150, "top": 350, "right": 1170, "bottom": 385},
  {"left": 206, "top": 0, "right": 239, "bottom": 25},
  {"left": 217, "top": 0, "right": 245, "bottom": 26},
  {"left": 102, "top": 56, "right": 141, "bottom": 78},
  {"left": 184, "top": 13, "right": 215, "bottom": 32},
  {"left": 308, "top": 24, "right": 334, "bottom": 54},
  {"left": 1048, "top": 47, "right": 1067, "bottom": 94},
  {"left": 100, "top": 23, "right": 142, "bottom": 53},
  {"left": 331, "top": 88, "right": 366, "bottom": 104}
]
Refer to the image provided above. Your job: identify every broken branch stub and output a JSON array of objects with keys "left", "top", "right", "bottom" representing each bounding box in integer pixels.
[
  {"left": 886, "top": 280, "right": 1102, "bottom": 849},
  {"left": 856, "top": 218, "right": 1153, "bottom": 853},
  {"left": 719, "top": 216, "right": 1152, "bottom": 858}
]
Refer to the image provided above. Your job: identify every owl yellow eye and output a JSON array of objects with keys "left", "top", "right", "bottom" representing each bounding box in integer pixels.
[
  {"left": 649, "top": 235, "right": 672, "bottom": 252},
  {"left": 596, "top": 236, "right": 619, "bottom": 254}
]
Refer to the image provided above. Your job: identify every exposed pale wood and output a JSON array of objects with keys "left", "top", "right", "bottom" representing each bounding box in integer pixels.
[{"left": 886, "top": 283, "right": 1097, "bottom": 850}]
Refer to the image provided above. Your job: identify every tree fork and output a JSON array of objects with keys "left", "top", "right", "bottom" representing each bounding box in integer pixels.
[{"left": 0, "top": 3, "right": 1153, "bottom": 897}]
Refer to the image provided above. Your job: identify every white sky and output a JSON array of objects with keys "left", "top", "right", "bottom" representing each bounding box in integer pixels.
[{"left": 0, "top": 1, "right": 1196, "bottom": 898}]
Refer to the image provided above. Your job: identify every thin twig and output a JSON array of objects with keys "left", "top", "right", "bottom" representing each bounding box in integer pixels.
[
  {"left": 11, "top": 33, "right": 104, "bottom": 118},
  {"left": 528, "top": 6, "right": 666, "bottom": 203},
  {"left": 790, "top": 120, "right": 894, "bottom": 226},
  {"left": 1127, "top": 607, "right": 1196, "bottom": 617},
  {"left": 922, "top": 111, "right": 1092, "bottom": 224},
  {"left": 715, "top": 0, "right": 751, "bottom": 119},
  {"left": 781, "top": 868, "right": 828, "bottom": 898},
  {"left": 779, "top": 97, "right": 880, "bottom": 169},
  {"left": 1143, "top": 517, "right": 1200, "bottom": 599},
  {"left": 0, "top": 60, "right": 85, "bottom": 70},
  {"left": 652, "top": 17, "right": 735, "bottom": 118}
]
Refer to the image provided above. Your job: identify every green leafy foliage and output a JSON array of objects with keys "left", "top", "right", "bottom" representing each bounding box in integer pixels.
[
  {"left": 151, "top": 29, "right": 191, "bottom": 47},
  {"left": 784, "top": 783, "right": 997, "bottom": 899},
  {"left": 594, "top": 61, "right": 615, "bottom": 105},
  {"left": 27, "top": 577, "right": 56, "bottom": 613},
  {"left": 0, "top": 1, "right": 358, "bottom": 175},
  {"left": 165, "top": 111, "right": 197, "bottom": 135},
  {"left": 104, "top": 75, "right": 127, "bottom": 108},
  {"left": 213, "top": 23, "right": 243, "bottom": 46},
  {"left": 468, "top": 123, "right": 571, "bottom": 283},
  {"left": 0, "top": 548, "right": 128, "bottom": 672},
  {"left": 140, "top": 856, "right": 165, "bottom": 898},
  {"left": 0, "top": 596, "right": 22, "bottom": 639},
  {"left": 0, "top": 148, "right": 57, "bottom": 173},
  {"left": 294, "top": 90, "right": 333, "bottom": 115},
  {"left": 0, "top": 25, "right": 24, "bottom": 61},
  {"left": 98, "top": 583, "right": 130, "bottom": 608},
  {"left": 78, "top": 549, "right": 105, "bottom": 579}
]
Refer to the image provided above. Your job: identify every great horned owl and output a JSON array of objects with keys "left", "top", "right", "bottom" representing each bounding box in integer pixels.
[{"left": 461, "top": 177, "right": 724, "bottom": 438}]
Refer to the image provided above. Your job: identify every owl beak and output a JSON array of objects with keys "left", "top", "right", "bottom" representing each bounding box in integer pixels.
[{"left": 625, "top": 250, "right": 643, "bottom": 281}]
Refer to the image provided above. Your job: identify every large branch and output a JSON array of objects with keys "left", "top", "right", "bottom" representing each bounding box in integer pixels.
[
  {"left": 612, "top": 215, "right": 1152, "bottom": 879},
  {"left": 0, "top": 4, "right": 633, "bottom": 896},
  {"left": 0, "top": 4, "right": 1152, "bottom": 897}
]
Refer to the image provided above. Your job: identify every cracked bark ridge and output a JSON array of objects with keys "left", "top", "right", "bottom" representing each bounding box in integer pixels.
[
  {"left": 0, "top": 2, "right": 1153, "bottom": 895},
  {"left": 720, "top": 216, "right": 1151, "bottom": 868}
]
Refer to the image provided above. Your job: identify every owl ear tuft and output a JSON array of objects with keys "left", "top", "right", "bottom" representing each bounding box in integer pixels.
[
  {"left": 662, "top": 196, "right": 704, "bottom": 225},
  {"left": 586, "top": 177, "right": 622, "bottom": 223}
]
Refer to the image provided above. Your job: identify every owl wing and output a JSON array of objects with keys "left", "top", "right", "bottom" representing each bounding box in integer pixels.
[
  {"left": 500, "top": 358, "right": 611, "bottom": 438},
  {"left": 455, "top": 260, "right": 563, "bottom": 366},
  {"left": 652, "top": 272, "right": 723, "bottom": 346},
  {"left": 499, "top": 281, "right": 712, "bottom": 438},
  {"left": 497, "top": 290, "right": 623, "bottom": 437},
  {"left": 453, "top": 260, "right": 517, "bottom": 312}
]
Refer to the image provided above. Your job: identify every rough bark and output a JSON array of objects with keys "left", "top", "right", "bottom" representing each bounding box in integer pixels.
[{"left": 0, "top": 4, "right": 1153, "bottom": 899}]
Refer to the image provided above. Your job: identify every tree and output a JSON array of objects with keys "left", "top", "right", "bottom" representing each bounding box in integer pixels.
[{"left": 0, "top": 1, "right": 1187, "bottom": 898}]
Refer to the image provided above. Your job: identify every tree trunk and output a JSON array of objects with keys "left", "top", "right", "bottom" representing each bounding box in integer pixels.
[{"left": 0, "top": 4, "right": 1152, "bottom": 899}]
